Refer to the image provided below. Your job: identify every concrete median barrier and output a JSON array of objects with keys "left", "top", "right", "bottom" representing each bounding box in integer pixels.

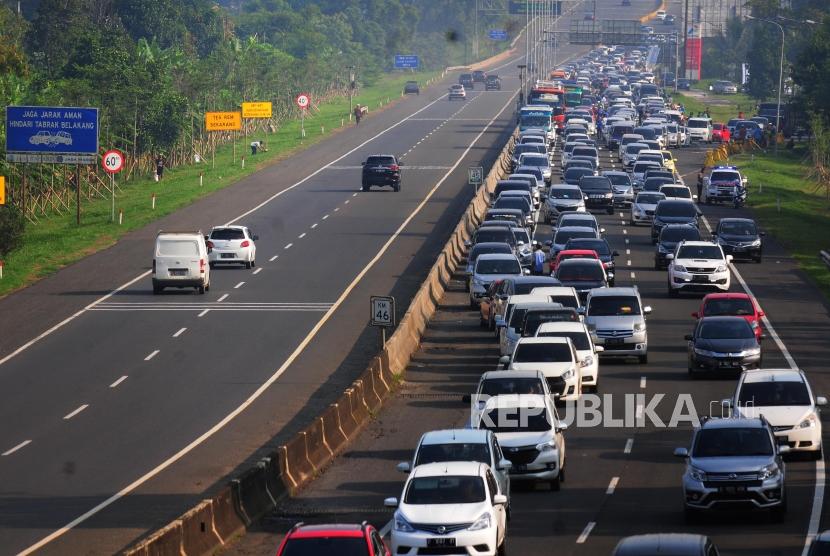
[
  {"left": 211, "top": 484, "right": 246, "bottom": 544},
  {"left": 123, "top": 519, "right": 183, "bottom": 556},
  {"left": 180, "top": 500, "right": 222, "bottom": 556},
  {"left": 232, "top": 460, "right": 282, "bottom": 526}
]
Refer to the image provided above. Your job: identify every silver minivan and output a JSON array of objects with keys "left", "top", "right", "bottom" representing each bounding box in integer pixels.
[
  {"left": 152, "top": 231, "right": 211, "bottom": 294},
  {"left": 584, "top": 287, "right": 651, "bottom": 364}
]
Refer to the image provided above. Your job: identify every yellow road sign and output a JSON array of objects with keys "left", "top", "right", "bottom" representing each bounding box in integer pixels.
[
  {"left": 242, "top": 102, "right": 273, "bottom": 119},
  {"left": 205, "top": 111, "right": 242, "bottom": 131},
  {"left": 0, "top": 176, "right": 5, "bottom": 205}
]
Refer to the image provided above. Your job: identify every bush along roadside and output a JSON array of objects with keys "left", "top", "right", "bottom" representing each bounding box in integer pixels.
[{"left": 0, "top": 70, "right": 440, "bottom": 299}]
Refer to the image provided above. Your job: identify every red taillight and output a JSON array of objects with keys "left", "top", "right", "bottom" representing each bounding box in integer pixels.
[
  {"left": 240, "top": 240, "right": 250, "bottom": 248},
  {"left": 389, "top": 165, "right": 399, "bottom": 172},
  {"left": 206, "top": 240, "right": 214, "bottom": 249},
  {"left": 200, "top": 258, "right": 205, "bottom": 273}
]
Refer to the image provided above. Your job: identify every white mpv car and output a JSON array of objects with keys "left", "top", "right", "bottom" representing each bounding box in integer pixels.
[
  {"left": 385, "top": 461, "right": 507, "bottom": 556},
  {"left": 501, "top": 336, "right": 581, "bottom": 401},
  {"left": 536, "top": 321, "right": 603, "bottom": 392},
  {"left": 666, "top": 241, "right": 732, "bottom": 296}
]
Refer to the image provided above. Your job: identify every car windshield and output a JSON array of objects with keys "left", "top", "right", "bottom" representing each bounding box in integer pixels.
[
  {"left": 560, "top": 218, "right": 597, "bottom": 230},
  {"left": 513, "top": 342, "right": 572, "bottom": 362},
  {"left": 515, "top": 144, "right": 544, "bottom": 156},
  {"left": 693, "top": 428, "right": 773, "bottom": 457},
  {"left": 634, "top": 162, "right": 659, "bottom": 173},
  {"left": 704, "top": 298, "right": 754, "bottom": 316},
  {"left": 404, "top": 476, "right": 486, "bottom": 505},
  {"left": 710, "top": 171, "right": 739, "bottom": 183},
  {"left": 565, "top": 168, "right": 592, "bottom": 181},
  {"left": 658, "top": 202, "right": 697, "bottom": 218},
  {"left": 551, "top": 188, "right": 582, "bottom": 200},
  {"left": 537, "top": 330, "right": 590, "bottom": 349},
  {"left": 480, "top": 377, "right": 546, "bottom": 396},
  {"left": 738, "top": 381, "right": 811, "bottom": 407},
  {"left": 522, "top": 155, "right": 549, "bottom": 167},
  {"left": 661, "top": 227, "right": 699, "bottom": 243},
  {"left": 475, "top": 229, "right": 514, "bottom": 245},
  {"left": 281, "top": 538, "right": 369, "bottom": 556},
  {"left": 698, "top": 319, "right": 754, "bottom": 339},
  {"left": 588, "top": 296, "right": 640, "bottom": 316},
  {"left": 637, "top": 193, "right": 665, "bottom": 205},
  {"left": 522, "top": 116, "right": 551, "bottom": 127},
  {"left": 579, "top": 178, "right": 610, "bottom": 191},
  {"left": 482, "top": 408, "right": 552, "bottom": 433},
  {"left": 548, "top": 295, "right": 580, "bottom": 309},
  {"left": 470, "top": 244, "right": 512, "bottom": 261},
  {"left": 513, "top": 280, "right": 559, "bottom": 294},
  {"left": 626, "top": 144, "right": 646, "bottom": 154},
  {"left": 523, "top": 311, "right": 578, "bottom": 334},
  {"left": 210, "top": 228, "right": 245, "bottom": 240},
  {"left": 554, "top": 229, "right": 595, "bottom": 244},
  {"left": 662, "top": 187, "right": 691, "bottom": 198},
  {"left": 606, "top": 174, "right": 631, "bottom": 186},
  {"left": 415, "top": 443, "right": 490, "bottom": 466},
  {"left": 508, "top": 307, "right": 530, "bottom": 328},
  {"left": 494, "top": 198, "right": 529, "bottom": 213},
  {"left": 366, "top": 156, "right": 395, "bottom": 165},
  {"left": 688, "top": 119, "right": 709, "bottom": 128},
  {"left": 573, "top": 148, "right": 597, "bottom": 157},
  {"left": 565, "top": 239, "right": 610, "bottom": 256},
  {"left": 677, "top": 245, "right": 722, "bottom": 259},
  {"left": 476, "top": 259, "right": 520, "bottom": 275},
  {"left": 556, "top": 261, "right": 604, "bottom": 281},
  {"left": 720, "top": 221, "right": 757, "bottom": 236}
]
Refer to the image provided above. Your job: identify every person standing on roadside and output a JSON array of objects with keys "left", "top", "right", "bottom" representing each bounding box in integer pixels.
[
  {"left": 354, "top": 104, "right": 362, "bottom": 126},
  {"left": 155, "top": 154, "right": 165, "bottom": 181},
  {"left": 532, "top": 242, "right": 546, "bottom": 275}
]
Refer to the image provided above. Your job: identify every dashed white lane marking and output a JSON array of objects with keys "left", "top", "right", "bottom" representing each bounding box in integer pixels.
[
  {"left": 217, "top": 294, "right": 229, "bottom": 302},
  {"left": 640, "top": 376, "right": 647, "bottom": 389},
  {"left": 2, "top": 440, "right": 32, "bottom": 456},
  {"left": 110, "top": 376, "right": 128, "bottom": 388},
  {"left": 311, "top": 223, "right": 318, "bottom": 229},
  {"left": 144, "top": 350, "right": 159, "bottom": 361},
  {"left": 269, "top": 255, "right": 278, "bottom": 262},
  {"left": 625, "top": 238, "right": 629, "bottom": 245},
  {"left": 344, "top": 199, "right": 350, "bottom": 205},
  {"left": 334, "top": 207, "right": 340, "bottom": 212},
  {"left": 298, "top": 232, "right": 306, "bottom": 239},
  {"left": 627, "top": 260, "right": 632, "bottom": 266},
  {"left": 619, "top": 212, "right": 624, "bottom": 218},
  {"left": 626, "top": 249, "right": 631, "bottom": 255},
  {"left": 607, "top": 477, "right": 620, "bottom": 495},
  {"left": 172, "top": 327, "right": 187, "bottom": 338},
  {"left": 322, "top": 214, "right": 330, "bottom": 220},
  {"left": 284, "top": 243, "right": 293, "bottom": 249},
  {"left": 197, "top": 309, "right": 209, "bottom": 318},
  {"left": 576, "top": 522, "right": 596, "bottom": 544},
  {"left": 252, "top": 268, "right": 262, "bottom": 275},
  {"left": 622, "top": 229, "right": 627, "bottom": 235},
  {"left": 63, "top": 404, "right": 89, "bottom": 420},
  {"left": 624, "top": 438, "right": 634, "bottom": 454},
  {"left": 233, "top": 282, "right": 245, "bottom": 289},
  {"left": 630, "top": 272, "right": 636, "bottom": 280},
  {"left": 352, "top": 193, "right": 358, "bottom": 197}
]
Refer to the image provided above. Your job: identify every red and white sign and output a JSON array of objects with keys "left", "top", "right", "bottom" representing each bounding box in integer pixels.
[
  {"left": 685, "top": 37, "right": 703, "bottom": 81},
  {"left": 295, "top": 93, "right": 311, "bottom": 110},
  {"left": 102, "top": 149, "right": 125, "bottom": 174}
]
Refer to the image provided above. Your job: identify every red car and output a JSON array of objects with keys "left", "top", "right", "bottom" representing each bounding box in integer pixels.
[
  {"left": 692, "top": 293, "right": 765, "bottom": 339},
  {"left": 550, "top": 249, "right": 599, "bottom": 273},
  {"left": 276, "top": 522, "right": 390, "bottom": 556},
  {"left": 712, "top": 122, "right": 731, "bottom": 143}
]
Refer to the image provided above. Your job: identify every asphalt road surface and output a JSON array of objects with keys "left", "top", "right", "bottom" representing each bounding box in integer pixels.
[{"left": 229, "top": 99, "right": 830, "bottom": 556}]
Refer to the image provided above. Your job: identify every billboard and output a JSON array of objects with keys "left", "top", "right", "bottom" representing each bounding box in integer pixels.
[
  {"left": 5, "top": 106, "right": 99, "bottom": 164},
  {"left": 394, "top": 55, "right": 419, "bottom": 69},
  {"left": 488, "top": 30, "right": 509, "bottom": 41},
  {"left": 241, "top": 102, "right": 273, "bottom": 119},
  {"left": 205, "top": 112, "right": 242, "bottom": 131},
  {"left": 509, "top": 0, "right": 561, "bottom": 15},
  {"left": 685, "top": 37, "right": 702, "bottom": 80}
]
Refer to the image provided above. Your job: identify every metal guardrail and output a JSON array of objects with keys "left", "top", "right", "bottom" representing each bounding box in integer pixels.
[{"left": 821, "top": 250, "right": 830, "bottom": 269}]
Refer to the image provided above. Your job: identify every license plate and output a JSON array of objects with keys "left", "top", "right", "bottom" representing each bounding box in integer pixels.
[
  {"left": 692, "top": 275, "right": 709, "bottom": 283},
  {"left": 605, "top": 338, "right": 624, "bottom": 345},
  {"left": 169, "top": 269, "right": 187, "bottom": 276},
  {"left": 221, "top": 253, "right": 235, "bottom": 259},
  {"left": 719, "top": 486, "right": 746, "bottom": 494},
  {"left": 427, "top": 538, "right": 456, "bottom": 547},
  {"left": 720, "top": 360, "right": 736, "bottom": 367},
  {"left": 514, "top": 464, "right": 527, "bottom": 472}
]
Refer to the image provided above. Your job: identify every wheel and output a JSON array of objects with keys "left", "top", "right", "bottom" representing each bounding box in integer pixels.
[
  {"left": 754, "top": 254, "right": 763, "bottom": 263},
  {"left": 688, "top": 365, "right": 697, "bottom": 378},
  {"left": 638, "top": 354, "right": 648, "bottom": 364},
  {"left": 651, "top": 237, "right": 657, "bottom": 245},
  {"left": 362, "top": 184, "right": 369, "bottom": 191},
  {"left": 209, "top": 262, "right": 216, "bottom": 269},
  {"left": 393, "top": 183, "right": 401, "bottom": 192},
  {"left": 251, "top": 260, "right": 256, "bottom": 267},
  {"left": 152, "top": 285, "right": 161, "bottom": 295},
  {"left": 812, "top": 446, "right": 824, "bottom": 461},
  {"left": 470, "top": 299, "right": 477, "bottom": 309},
  {"left": 654, "top": 260, "right": 660, "bottom": 270},
  {"left": 770, "top": 496, "right": 787, "bottom": 522},
  {"left": 245, "top": 260, "right": 252, "bottom": 269},
  {"left": 629, "top": 218, "right": 635, "bottom": 226},
  {"left": 205, "top": 282, "right": 210, "bottom": 292},
  {"left": 559, "top": 459, "right": 566, "bottom": 482},
  {"left": 497, "top": 535, "right": 507, "bottom": 556},
  {"left": 480, "top": 316, "right": 488, "bottom": 329},
  {"left": 198, "top": 284, "right": 206, "bottom": 294},
  {"left": 683, "top": 505, "right": 700, "bottom": 523},
  {"left": 550, "top": 474, "right": 561, "bottom": 491},
  {"left": 606, "top": 207, "right": 614, "bottom": 215},
  {"left": 465, "top": 282, "right": 470, "bottom": 292}
]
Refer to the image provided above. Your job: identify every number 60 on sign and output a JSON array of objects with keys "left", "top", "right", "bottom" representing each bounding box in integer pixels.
[{"left": 370, "top": 296, "right": 395, "bottom": 328}]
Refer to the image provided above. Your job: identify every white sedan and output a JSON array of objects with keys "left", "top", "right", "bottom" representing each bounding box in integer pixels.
[{"left": 207, "top": 225, "right": 257, "bottom": 269}]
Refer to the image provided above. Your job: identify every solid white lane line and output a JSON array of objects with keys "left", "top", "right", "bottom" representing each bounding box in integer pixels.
[
  {"left": 803, "top": 460, "right": 826, "bottom": 556},
  {"left": 619, "top": 212, "right": 624, "bottom": 218},
  {"left": 607, "top": 477, "right": 620, "bottom": 495},
  {"left": 144, "top": 350, "right": 159, "bottom": 361},
  {"left": 298, "top": 232, "right": 306, "bottom": 239},
  {"left": 322, "top": 214, "right": 329, "bottom": 220},
  {"left": 172, "top": 327, "right": 187, "bottom": 338},
  {"left": 252, "top": 268, "right": 262, "bottom": 275},
  {"left": 109, "top": 376, "right": 128, "bottom": 388},
  {"left": 640, "top": 376, "right": 647, "bottom": 389},
  {"left": 234, "top": 282, "right": 245, "bottom": 289},
  {"left": 197, "top": 309, "right": 209, "bottom": 318},
  {"left": 284, "top": 243, "right": 293, "bottom": 249},
  {"left": 217, "top": 294, "right": 229, "bottom": 302},
  {"left": 310, "top": 223, "right": 318, "bottom": 229},
  {"left": 624, "top": 438, "right": 634, "bottom": 454},
  {"left": 576, "top": 522, "right": 596, "bottom": 544},
  {"left": 17, "top": 83, "right": 524, "bottom": 556},
  {"left": 380, "top": 520, "right": 393, "bottom": 538},
  {"left": 63, "top": 404, "right": 89, "bottom": 420},
  {"left": 269, "top": 255, "right": 278, "bottom": 262},
  {"left": 2, "top": 440, "right": 32, "bottom": 456}
]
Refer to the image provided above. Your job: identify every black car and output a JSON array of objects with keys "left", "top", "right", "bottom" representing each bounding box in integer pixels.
[
  {"left": 361, "top": 154, "right": 401, "bottom": 191},
  {"left": 564, "top": 237, "right": 619, "bottom": 286},
  {"left": 713, "top": 218, "right": 764, "bottom": 263},
  {"left": 520, "top": 306, "right": 581, "bottom": 337},
  {"left": 403, "top": 80, "right": 420, "bottom": 95},
  {"left": 579, "top": 176, "right": 614, "bottom": 215},
  {"left": 651, "top": 200, "right": 700, "bottom": 243},
  {"left": 564, "top": 167, "right": 595, "bottom": 186},
  {"left": 664, "top": 14, "right": 676, "bottom": 24},
  {"left": 677, "top": 78, "right": 692, "bottom": 90},
  {"left": 485, "top": 75, "right": 502, "bottom": 90},
  {"left": 459, "top": 73, "right": 475, "bottom": 88},
  {"left": 655, "top": 224, "right": 701, "bottom": 269},
  {"left": 685, "top": 316, "right": 762, "bottom": 377},
  {"left": 554, "top": 258, "right": 608, "bottom": 301}
]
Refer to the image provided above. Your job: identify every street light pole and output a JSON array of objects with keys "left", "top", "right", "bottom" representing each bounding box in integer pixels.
[{"left": 747, "top": 16, "right": 784, "bottom": 155}]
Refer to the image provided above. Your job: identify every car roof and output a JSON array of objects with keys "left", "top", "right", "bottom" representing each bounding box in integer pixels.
[
  {"left": 507, "top": 294, "right": 550, "bottom": 305},
  {"left": 588, "top": 286, "right": 639, "bottom": 297},
  {"left": 421, "top": 429, "right": 489, "bottom": 445},
  {"left": 411, "top": 461, "right": 484, "bottom": 478},
  {"left": 517, "top": 335, "right": 571, "bottom": 345},
  {"left": 537, "top": 321, "right": 586, "bottom": 333},
  {"left": 613, "top": 533, "right": 707, "bottom": 555},
  {"left": 211, "top": 225, "right": 245, "bottom": 230},
  {"left": 700, "top": 416, "right": 766, "bottom": 429},
  {"left": 481, "top": 369, "right": 545, "bottom": 380},
  {"left": 477, "top": 253, "right": 518, "bottom": 261},
  {"left": 702, "top": 292, "right": 751, "bottom": 300},
  {"left": 290, "top": 523, "right": 366, "bottom": 539},
  {"left": 741, "top": 368, "right": 804, "bottom": 384},
  {"left": 481, "top": 393, "right": 550, "bottom": 410}
]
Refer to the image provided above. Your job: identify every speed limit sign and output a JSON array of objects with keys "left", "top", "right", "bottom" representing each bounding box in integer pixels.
[
  {"left": 102, "top": 149, "right": 125, "bottom": 174},
  {"left": 295, "top": 93, "right": 311, "bottom": 110}
]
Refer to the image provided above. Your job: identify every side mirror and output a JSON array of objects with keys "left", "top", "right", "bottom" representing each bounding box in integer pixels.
[
  {"left": 545, "top": 240, "right": 553, "bottom": 247},
  {"left": 499, "top": 355, "right": 511, "bottom": 366},
  {"left": 523, "top": 268, "right": 531, "bottom": 275},
  {"left": 462, "top": 394, "right": 472, "bottom": 403},
  {"left": 497, "top": 458, "right": 512, "bottom": 471},
  {"left": 464, "top": 240, "right": 472, "bottom": 248},
  {"left": 817, "top": 396, "right": 828, "bottom": 407},
  {"left": 673, "top": 447, "right": 689, "bottom": 458},
  {"left": 384, "top": 497, "right": 399, "bottom": 508},
  {"left": 760, "top": 231, "right": 766, "bottom": 237},
  {"left": 557, "top": 423, "right": 569, "bottom": 432},
  {"left": 643, "top": 305, "right": 652, "bottom": 314},
  {"left": 600, "top": 227, "right": 606, "bottom": 234},
  {"left": 252, "top": 235, "right": 260, "bottom": 241},
  {"left": 517, "top": 241, "right": 525, "bottom": 246},
  {"left": 398, "top": 161, "right": 404, "bottom": 166},
  {"left": 726, "top": 254, "right": 734, "bottom": 263},
  {"left": 577, "top": 306, "right": 586, "bottom": 315},
  {"left": 758, "top": 311, "right": 765, "bottom": 318},
  {"left": 396, "top": 462, "right": 411, "bottom": 473},
  {"left": 684, "top": 334, "right": 694, "bottom": 341},
  {"left": 595, "top": 345, "right": 605, "bottom": 353},
  {"left": 665, "top": 254, "right": 674, "bottom": 260},
  {"left": 778, "top": 445, "right": 791, "bottom": 454},
  {"left": 760, "top": 333, "right": 768, "bottom": 340},
  {"left": 361, "top": 161, "right": 366, "bottom": 165},
  {"left": 204, "top": 235, "right": 210, "bottom": 241},
  {"left": 493, "top": 494, "right": 508, "bottom": 506},
  {"left": 691, "top": 311, "right": 699, "bottom": 318}
]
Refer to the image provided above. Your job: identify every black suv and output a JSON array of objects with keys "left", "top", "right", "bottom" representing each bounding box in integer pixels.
[
  {"left": 651, "top": 200, "right": 700, "bottom": 243},
  {"left": 713, "top": 218, "right": 764, "bottom": 263},
  {"left": 579, "top": 176, "right": 614, "bottom": 214},
  {"left": 361, "top": 155, "right": 402, "bottom": 191},
  {"left": 472, "top": 70, "right": 487, "bottom": 83},
  {"left": 485, "top": 75, "right": 502, "bottom": 90},
  {"left": 403, "top": 81, "right": 420, "bottom": 95},
  {"left": 655, "top": 224, "right": 701, "bottom": 269},
  {"left": 459, "top": 73, "right": 475, "bottom": 89}
]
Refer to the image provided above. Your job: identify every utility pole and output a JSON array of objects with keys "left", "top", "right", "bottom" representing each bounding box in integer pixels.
[
  {"left": 348, "top": 65, "right": 356, "bottom": 118},
  {"left": 474, "top": 0, "right": 479, "bottom": 60},
  {"left": 681, "top": 0, "right": 690, "bottom": 78},
  {"left": 674, "top": 32, "right": 679, "bottom": 93}
]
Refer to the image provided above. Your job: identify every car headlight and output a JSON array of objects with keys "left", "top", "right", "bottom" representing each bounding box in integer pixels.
[
  {"left": 740, "top": 347, "right": 761, "bottom": 357},
  {"left": 395, "top": 513, "right": 415, "bottom": 532},
  {"left": 674, "top": 265, "right": 687, "bottom": 272},
  {"left": 605, "top": 192, "right": 613, "bottom": 198},
  {"left": 633, "top": 206, "right": 643, "bottom": 215},
  {"left": 580, "top": 355, "right": 594, "bottom": 367},
  {"left": 688, "top": 466, "right": 707, "bottom": 481},
  {"left": 693, "top": 347, "right": 716, "bottom": 357},
  {"left": 758, "top": 463, "right": 780, "bottom": 480},
  {"left": 633, "top": 322, "right": 645, "bottom": 332},
  {"left": 561, "top": 368, "right": 575, "bottom": 380},
  {"left": 750, "top": 238, "right": 762, "bottom": 247},
  {"left": 586, "top": 322, "right": 597, "bottom": 332},
  {"left": 537, "top": 440, "right": 558, "bottom": 453},
  {"left": 799, "top": 414, "right": 817, "bottom": 429},
  {"left": 468, "top": 512, "right": 492, "bottom": 531},
  {"left": 715, "top": 265, "right": 727, "bottom": 273}
]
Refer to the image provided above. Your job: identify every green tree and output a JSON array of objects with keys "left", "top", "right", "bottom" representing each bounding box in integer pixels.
[
  {"left": 792, "top": 16, "right": 830, "bottom": 122},
  {"left": 746, "top": 26, "right": 779, "bottom": 100},
  {"left": 0, "top": 205, "right": 25, "bottom": 258}
]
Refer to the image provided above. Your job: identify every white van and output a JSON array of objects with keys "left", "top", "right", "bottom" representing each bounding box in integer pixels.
[{"left": 152, "top": 231, "right": 211, "bottom": 294}]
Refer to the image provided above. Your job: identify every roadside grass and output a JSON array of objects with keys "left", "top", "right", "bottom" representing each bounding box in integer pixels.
[
  {"left": 731, "top": 146, "right": 830, "bottom": 301},
  {"left": 671, "top": 89, "right": 755, "bottom": 123},
  {"left": 0, "top": 70, "right": 442, "bottom": 298}
]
